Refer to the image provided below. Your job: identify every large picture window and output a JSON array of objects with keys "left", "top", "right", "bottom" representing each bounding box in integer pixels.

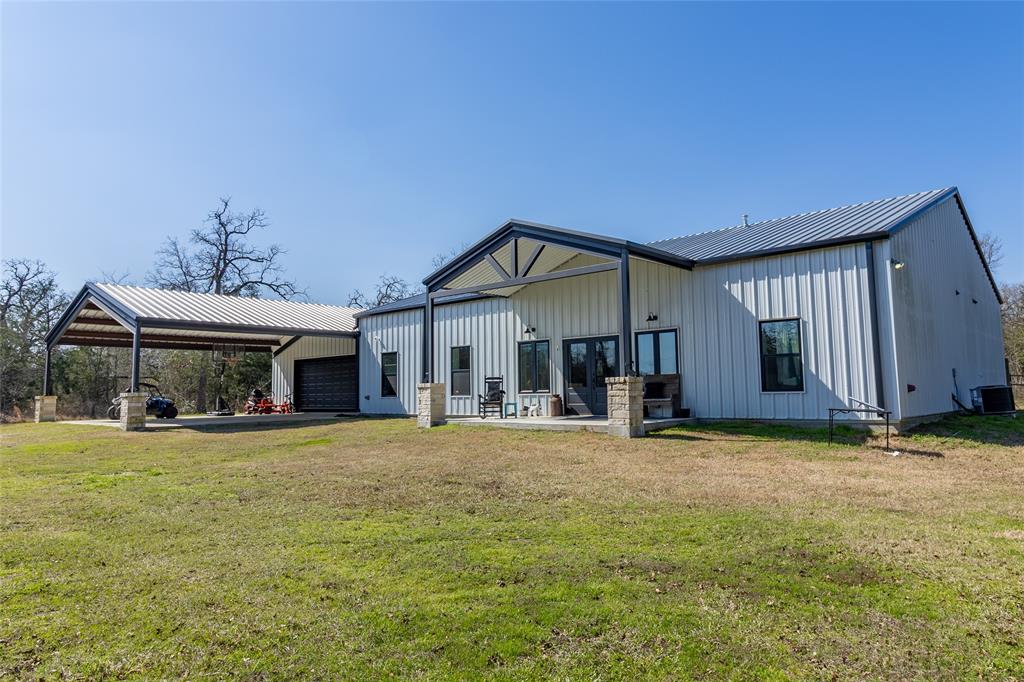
[
  {"left": 636, "top": 329, "right": 678, "bottom": 375},
  {"left": 759, "top": 319, "right": 804, "bottom": 392},
  {"left": 381, "top": 352, "right": 399, "bottom": 397},
  {"left": 518, "top": 340, "right": 550, "bottom": 393},
  {"left": 450, "top": 346, "right": 471, "bottom": 396}
]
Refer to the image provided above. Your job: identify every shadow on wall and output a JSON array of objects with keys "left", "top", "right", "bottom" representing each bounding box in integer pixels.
[{"left": 688, "top": 260, "right": 880, "bottom": 423}]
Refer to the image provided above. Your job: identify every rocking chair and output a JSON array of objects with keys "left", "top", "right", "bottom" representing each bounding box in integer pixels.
[{"left": 478, "top": 376, "right": 506, "bottom": 419}]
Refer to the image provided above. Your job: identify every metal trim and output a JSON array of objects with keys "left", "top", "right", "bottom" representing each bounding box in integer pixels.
[{"left": 864, "top": 241, "right": 886, "bottom": 410}]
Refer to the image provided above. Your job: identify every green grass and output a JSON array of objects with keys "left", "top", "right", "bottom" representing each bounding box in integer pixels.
[{"left": 2, "top": 416, "right": 1023, "bottom": 679}]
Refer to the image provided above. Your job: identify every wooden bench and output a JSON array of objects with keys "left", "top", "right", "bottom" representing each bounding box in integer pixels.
[{"left": 642, "top": 373, "right": 682, "bottom": 418}]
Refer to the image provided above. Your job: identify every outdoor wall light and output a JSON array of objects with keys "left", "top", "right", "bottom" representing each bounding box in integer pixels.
[
  {"left": 646, "top": 313, "right": 658, "bottom": 322},
  {"left": 891, "top": 258, "right": 906, "bottom": 270},
  {"left": 523, "top": 325, "right": 536, "bottom": 335}
]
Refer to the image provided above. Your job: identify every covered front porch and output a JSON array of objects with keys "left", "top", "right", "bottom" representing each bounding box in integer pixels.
[{"left": 416, "top": 220, "right": 694, "bottom": 437}]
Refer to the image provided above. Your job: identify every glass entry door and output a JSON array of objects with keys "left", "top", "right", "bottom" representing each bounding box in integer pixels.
[{"left": 563, "top": 336, "right": 619, "bottom": 416}]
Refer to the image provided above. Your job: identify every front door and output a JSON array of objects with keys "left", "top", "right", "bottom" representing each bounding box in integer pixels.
[{"left": 564, "top": 336, "right": 619, "bottom": 416}]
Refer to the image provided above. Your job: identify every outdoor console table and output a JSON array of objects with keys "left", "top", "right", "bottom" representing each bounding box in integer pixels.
[{"left": 828, "top": 398, "right": 892, "bottom": 452}]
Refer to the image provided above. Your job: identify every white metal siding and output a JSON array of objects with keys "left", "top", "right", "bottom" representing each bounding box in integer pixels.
[
  {"left": 358, "top": 308, "right": 423, "bottom": 415},
  {"left": 271, "top": 336, "right": 356, "bottom": 400},
  {"left": 887, "top": 197, "right": 1005, "bottom": 418},
  {"left": 683, "top": 244, "right": 880, "bottom": 420}
]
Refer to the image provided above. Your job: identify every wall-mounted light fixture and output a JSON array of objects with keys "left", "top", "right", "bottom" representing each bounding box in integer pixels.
[
  {"left": 890, "top": 258, "right": 906, "bottom": 270},
  {"left": 523, "top": 325, "right": 536, "bottom": 335},
  {"left": 646, "top": 313, "right": 658, "bottom": 322}
]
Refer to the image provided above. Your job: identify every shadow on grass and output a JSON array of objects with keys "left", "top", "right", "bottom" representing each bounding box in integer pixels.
[
  {"left": 905, "top": 413, "right": 1023, "bottom": 447},
  {"left": 165, "top": 414, "right": 395, "bottom": 434},
  {"left": 650, "top": 420, "right": 872, "bottom": 447},
  {"left": 651, "top": 420, "right": 948, "bottom": 458}
]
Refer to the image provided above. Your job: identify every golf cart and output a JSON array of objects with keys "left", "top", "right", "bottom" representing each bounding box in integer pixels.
[{"left": 107, "top": 382, "right": 179, "bottom": 420}]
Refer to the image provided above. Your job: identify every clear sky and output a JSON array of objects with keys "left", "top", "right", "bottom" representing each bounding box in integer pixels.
[{"left": 3, "top": 1, "right": 1022, "bottom": 304}]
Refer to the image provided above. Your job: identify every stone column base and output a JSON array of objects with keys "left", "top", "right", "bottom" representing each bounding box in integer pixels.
[
  {"left": 119, "top": 392, "right": 148, "bottom": 431},
  {"left": 417, "top": 383, "right": 446, "bottom": 428},
  {"left": 34, "top": 395, "right": 57, "bottom": 423},
  {"left": 607, "top": 376, "right": 645, "bottom": 438}
]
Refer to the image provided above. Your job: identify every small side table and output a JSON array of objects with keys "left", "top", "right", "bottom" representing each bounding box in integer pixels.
[{"left": 504, "top": 402, "right": 518, "bottom": 418}]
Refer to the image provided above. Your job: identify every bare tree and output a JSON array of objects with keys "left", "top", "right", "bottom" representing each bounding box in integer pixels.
[
  {"left": 147, "top": 198, "right": 304, "bottom": 411},
  {"left": 431, "top": 243, "right": 469, "bottom": 271},
  {"left": 978, "top": 232, "right": 1004, "bottom": 273},
  {"left": 149, "top": 197, "right": 303, "bottom": 299},
  {"left": 347, "top": 274, "right": 417, "bottom": 309}
]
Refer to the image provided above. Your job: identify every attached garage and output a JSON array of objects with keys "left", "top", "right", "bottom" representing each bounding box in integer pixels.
[
  {"left": 271, "top": 335, "right": 359, "bottom": 412},
  {"left": 294, "top": 355, "right": 358, "bottom": 412}
]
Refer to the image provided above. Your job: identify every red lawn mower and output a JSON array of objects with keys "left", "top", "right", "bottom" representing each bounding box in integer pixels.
[{"left": 244, "top": 388, "right": 295, "bottom": 415}]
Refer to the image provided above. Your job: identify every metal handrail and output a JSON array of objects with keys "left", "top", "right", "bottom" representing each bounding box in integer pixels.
[{"left": 828, "top": 397, "right": 892, "bottom": 453}]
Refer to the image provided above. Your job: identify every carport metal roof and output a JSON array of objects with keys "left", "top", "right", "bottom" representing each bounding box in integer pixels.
[{"left": 44, "top": 283, "right": 359, "bottom": 392}]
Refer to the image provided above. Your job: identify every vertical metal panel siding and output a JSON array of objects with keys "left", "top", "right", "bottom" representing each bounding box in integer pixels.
[
  {"left": 888, "top": 197, "right": 1006, "bottom": 418},
  {"left": 271, "top": 336, "right": 356, "bottom": 399},
  {"left": 682, "top": 243, "right": 879, "bottom": 420},
  {"left": 434, "top": 265, "right": 625, "bottom": 415},
  {"left": 357, "top": 308, "right": 422, "bottom": 414}
]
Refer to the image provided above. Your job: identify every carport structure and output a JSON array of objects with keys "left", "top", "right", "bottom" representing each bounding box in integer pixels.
[{"left": 42, "top": 283, "right": 358, "bottom": 420}]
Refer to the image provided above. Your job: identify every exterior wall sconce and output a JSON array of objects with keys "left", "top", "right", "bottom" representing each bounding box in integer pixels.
[
  {"left": 890, "top": 258, "right": 905, "bottom": 270},
  {"left": 646, "top": 313, "right": 658, "bottom": 322},
  {"left": 523, "top": 325, "right": 536, "bottom": 335}
]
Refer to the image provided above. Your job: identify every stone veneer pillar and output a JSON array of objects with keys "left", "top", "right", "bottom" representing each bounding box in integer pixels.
[
  {"left": 34, "top": 395, "right": 57, "bottom": 423},
  {"left": 118, "top": 392, "right": 148, "bottom": 431},
  {"left": 606, "top": 376, "right": 645, "bottom": 438},
  {"left": 417, "top": 383, "right": 446, "bottom": 428}
]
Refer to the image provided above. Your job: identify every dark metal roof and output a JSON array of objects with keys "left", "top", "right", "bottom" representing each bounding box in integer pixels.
[{"left": 649, "top": 187, "right": 957, "bottom": 263}]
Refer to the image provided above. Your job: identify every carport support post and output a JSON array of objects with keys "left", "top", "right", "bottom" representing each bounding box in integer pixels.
[
  {"left": 35, "top": 344, "right": 57, "bottom": 422},
  {"left": 130, "top": 322, "right": 141, "bottom": 392}
]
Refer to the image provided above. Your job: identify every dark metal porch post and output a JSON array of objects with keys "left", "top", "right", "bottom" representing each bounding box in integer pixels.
[
  {"left": 619, "top": 249, "right": 633, "bottom": 376},
  {"left": 423, "top": 289, "right": 434, "bottom": 382},
  {"left": 130, "top": 322, "right": 141, "bottom": 391},
  {"left": 43, "top": 343, "right": 52, "bottom": 395}
]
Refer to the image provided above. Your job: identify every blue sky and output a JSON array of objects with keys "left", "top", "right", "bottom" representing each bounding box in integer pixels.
[{"left": 3, "top": 2, "right": 1022, "bottom": 304}]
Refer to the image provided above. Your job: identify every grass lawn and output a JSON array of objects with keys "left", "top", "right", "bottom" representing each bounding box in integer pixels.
[{"left": 2, "top": 416, "right": 1023, "bottom": 680}]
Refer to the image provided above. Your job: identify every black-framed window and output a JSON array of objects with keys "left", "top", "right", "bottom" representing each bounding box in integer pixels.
[
  {"left": 518, "top": 340, "right": 550, "bottom": 393},
  {"left": 636, "top": 329, "right": 678, "bottom": 375},
  {"left": 451, "top": 346, "right": 471, "bottom": 396},
  {"left": 381, "top": 352, "right": 398, "bottom": 397},
  {"left": 759, "top": 319, "right": 804, "bottom": 392}
]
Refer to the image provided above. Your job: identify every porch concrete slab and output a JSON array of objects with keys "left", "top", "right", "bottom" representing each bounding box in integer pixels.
[
  {"left": 60, "top": 412, "right": 350, "bottom": 430},
  {"left": 446, "top": 415, "right": 695, "bottom": 434}
]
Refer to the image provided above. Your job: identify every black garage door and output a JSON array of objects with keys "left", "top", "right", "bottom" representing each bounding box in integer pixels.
[{"left": 294, "top": 355, "right": 358, "bottom": 412}]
